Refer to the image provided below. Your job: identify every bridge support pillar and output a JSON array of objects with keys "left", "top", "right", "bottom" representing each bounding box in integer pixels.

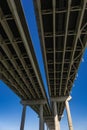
[
  {"left": 39, "top": 104, "right": 44, "bottom": 130},
  {"left": 47, "top": 125, "right": 49, "bottom": 130},
  {"left": 65, "top": 96, "right": 73, "bottom": 130},
  {"left": 53, "top": 102, "right": 60, "bottom": 130},
  {"left": 20, "top": 105, "right": 26, "bottom": 130}
]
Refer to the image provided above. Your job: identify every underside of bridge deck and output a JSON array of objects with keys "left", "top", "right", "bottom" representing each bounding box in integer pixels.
[
  {"left": 0, "top": 0, "right": 87, "bottom": 130},
  {"left": 33, "top": 0, "right": 87, "bottom": 129},
  {"left": 0, "top": 0, "right": 51, "bottom": 119}
]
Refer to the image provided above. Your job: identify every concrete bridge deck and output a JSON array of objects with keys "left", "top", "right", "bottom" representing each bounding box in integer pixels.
[
  {"left": 0, "top": 0, "right": 87, "bottom": 130},
  {"left": 0, "top": 0, "right": 51, "bottom": 126},
  {"left": 33, "top": 0, "right": 87, "bottom": 129}
]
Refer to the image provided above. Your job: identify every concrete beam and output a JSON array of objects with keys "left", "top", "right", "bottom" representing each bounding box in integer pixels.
[
  {"left": 51, "top": 96, "right": 68, "bottom": 102},
  {"left": 44, "top": 116, "right": 54, "bottom": 120},
  {"left": 47, "top": 122, "right": 54, "bottom": 125},
  {"left": 21, "top": 99, "right": 47, "bottom": 105},
  {"left": 44, "top": 115, "right": 63, "bottom": 120},
  {"left": 7, "top": 0, "right": 46, "bottom": 99}
]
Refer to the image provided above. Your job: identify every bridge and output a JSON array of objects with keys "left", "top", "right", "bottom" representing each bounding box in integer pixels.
[{"left": 0, "top": 0, "right": 87, "bottom": 130}]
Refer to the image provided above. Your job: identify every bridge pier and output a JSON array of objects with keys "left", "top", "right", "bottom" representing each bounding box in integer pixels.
[
  {"left": 65, "top": 96, "right": 73, "bottom": 130},
  {"left": 20, "top": 105, "right": 26, "bottom": 130},
  {"left": 21, "top": 99, "right": 46, "bottom": 130},
  {"left": 47, "top": 125, "right": 48, "bottom": 130},
  {"left": 39, "top": 104, "right": 44, "bottom": 130},
  {"left": 53, "top": 102, "right": 60, "bottom": 130}
]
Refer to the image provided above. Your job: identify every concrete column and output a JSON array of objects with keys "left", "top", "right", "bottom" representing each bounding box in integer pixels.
[
  {"left": 47, "top": 125, "right": 48, "bottom": 130},
  {"left": 39, "top": 104, "right": 44, "bottom": 130},
  {"left": 53, "top": 102, "right": 60, "bottom": 130},
  {"left": 65, "top": 100, "right": 73, "bottom": 130},
  {"left": 20, "top": 105, "right": 26, "bottom": 130}
]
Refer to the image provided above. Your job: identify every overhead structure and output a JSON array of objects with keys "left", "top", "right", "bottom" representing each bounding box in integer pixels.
[
  {"left": 0, "top": 0, "right": 51, "bottom": 129},
  {"left": 33, "top": 0, "right": 87, "bottom": 129},
  {"left": 0, "top": 0, "right": 87, "bottom": 130}
]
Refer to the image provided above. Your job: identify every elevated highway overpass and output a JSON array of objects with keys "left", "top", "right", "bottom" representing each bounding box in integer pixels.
[
  {"left": 0, "top": 0, "right": 51, "bottom": 130},
  {"left": 33, "top": 0, "right": 87, "bottom": 129},
  {"left": 0, "top": 0, "right": 87, "bottom": 130}
]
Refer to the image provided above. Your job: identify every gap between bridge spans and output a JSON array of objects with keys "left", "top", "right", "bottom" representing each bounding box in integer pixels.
[{"left": 21, "top": 0, "right": 50, "bottom": 103}]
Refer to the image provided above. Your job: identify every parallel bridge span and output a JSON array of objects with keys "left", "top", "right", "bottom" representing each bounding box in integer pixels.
[{"left": 0, "top": 0, "right": 87, "bottom": 130}]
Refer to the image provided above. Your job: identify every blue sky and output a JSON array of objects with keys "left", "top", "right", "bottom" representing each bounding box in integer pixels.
[{"left": 0, "top": 0, "right": 87, "bottom": 130}]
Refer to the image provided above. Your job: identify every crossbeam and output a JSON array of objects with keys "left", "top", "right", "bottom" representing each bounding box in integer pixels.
[
  {"left": 51, "top": 96, "right": 68, "bottom": 102},
  {"left": 21, "top": 99, "right": 47, "bottom": 105}
]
